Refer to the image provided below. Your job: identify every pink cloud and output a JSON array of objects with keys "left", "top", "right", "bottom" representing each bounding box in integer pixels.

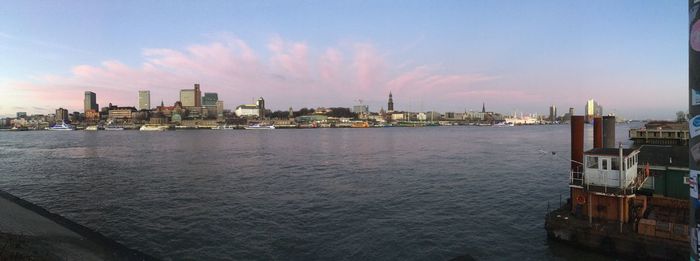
[
  {"left": 353, "top": 43, "right": 384, "bottom": 90},
  {"left": 319, "top": 48, "right": 343, "bottom": 82},
  {"left": 2, "top": 35, "right": 500, "bottom": 114},
  {"left": 267, "top": 36, "right": 310, "bottom": 80}
]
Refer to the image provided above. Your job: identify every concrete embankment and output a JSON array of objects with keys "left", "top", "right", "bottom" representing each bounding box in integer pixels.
[{"left": 0, "top": 189, "right": 157, "bottom": 260}]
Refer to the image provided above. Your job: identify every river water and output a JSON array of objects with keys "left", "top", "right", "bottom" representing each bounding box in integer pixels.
[{"left": 0, "top": 124, "right": 637, "bottom": 260}]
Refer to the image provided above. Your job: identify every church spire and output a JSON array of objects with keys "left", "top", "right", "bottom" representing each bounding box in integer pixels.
[
  {"left": 388, "top": 91, "right": 394, "bottom": 112},
  {"left": 482, "top": 102, "right": 485, "bottom": 113}
]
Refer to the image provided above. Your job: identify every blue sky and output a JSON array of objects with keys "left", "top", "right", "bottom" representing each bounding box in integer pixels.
[{"left": 0, "top": 1, "right": 687, "bottom": 119}]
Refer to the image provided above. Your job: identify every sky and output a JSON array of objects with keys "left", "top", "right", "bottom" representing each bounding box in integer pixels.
[{"left": 0, "top": 1, "right": 687, "bottom": 119}]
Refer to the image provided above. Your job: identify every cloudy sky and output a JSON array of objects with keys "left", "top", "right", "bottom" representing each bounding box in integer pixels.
[{"left": 0, "top": 1, "right": 686, "bottom": 119}]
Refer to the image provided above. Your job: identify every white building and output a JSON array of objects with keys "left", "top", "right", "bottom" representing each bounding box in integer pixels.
[
  {"left": 139, "top": 90, "right": 150, "bottom": 110},
  {"left": 235, "top": 104, "right": 259, "bottom": 117}
]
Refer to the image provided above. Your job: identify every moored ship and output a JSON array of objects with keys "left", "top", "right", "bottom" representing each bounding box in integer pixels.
[
  {"left": 139, "top": 124, "right": 168, "bottom": 131},
  {"left": 49, "top": 121, "right": 75, "bottom": 131},
  {"left": 244, "top": 124, "right": 275, "bottom": 130}
]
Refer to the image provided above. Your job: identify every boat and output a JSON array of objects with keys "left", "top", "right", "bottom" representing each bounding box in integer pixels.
[
  {"left": 104, "top": 125, "right": 125, "bottom": 131},
  {"left": 212, "top": 124, "right": 236, "bottom": 130},
  {"left": 85, "top": 125, "right": 99, "bottom": 131},
  {"left": 244, "top": 124, "right": 275, "bottom": 130},
  {"left": 494, "top": 121, "right": 515, "bottom": 127},
  {"left": 139, "top": 124, "right": 168, "bottom": 131},
  {"left": 104, "top": 120, "right": 124, "bottom": 131},
  {"left": 351, "top": 121, "right": 370, "bottom": 128},
  {"left": 49, "top": 121, "right": 75, "bottom": 131}
]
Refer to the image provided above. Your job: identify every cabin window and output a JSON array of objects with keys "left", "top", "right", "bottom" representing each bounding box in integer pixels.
[
  {"left": 587, "top": 156, "right": 599, "bottom": 169},
  {"left": 612, "top": 158, "right": 620, "bottom": 170},
  {"left": 601, "top": 159, "right": 608, "bottom": 170}
]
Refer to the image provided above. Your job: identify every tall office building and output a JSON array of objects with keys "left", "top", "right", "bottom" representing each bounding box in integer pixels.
[
  {"left": 549, "top": 105, "right": 557, "bottom": 122},
  {"left": 215, "top": 101, "right": 224, "bottom": 118},
  {"left": 256, "top": 97, "right": 266, "bottom": 118},
  {"left": 202, "top": 92, "right": 218, "bottom": 107},
  {"left": 584, "top": 99, "right": 603, "bottom": 123},
  {"left": 180, "top": 89, "right": 196, "bottom": 107},
  {"left": 84, "top": 91, "right": 98, "bottom": 113},
  {"left": 180, "top": 84, "right": 203, "bottom": 107},
  {"left": 194, "top": 84, "right": 202, "bottom": 107},
  {"left": 56, "top": 108, "right": 68, "bottom": 122},
  {"left": 387, "top": 92, "right": 394, "bottom": 112},
  {"left": 138, "top": 90, "right": 151, "bottom": 110}
]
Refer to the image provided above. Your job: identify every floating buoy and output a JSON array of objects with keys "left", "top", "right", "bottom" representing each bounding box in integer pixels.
[{"left": 576, "top": 195, "right": 586, "bottom": 204}]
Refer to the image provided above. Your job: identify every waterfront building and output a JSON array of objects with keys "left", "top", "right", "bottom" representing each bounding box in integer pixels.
[
  {"left": 443, "top": 112, "right": 465, "bottom": 121},
  {"left": 390, "top": 112, "right": 406, "bottom": 121},
  {"left": 55, "top": 108, "right": 68, "bottom": 122},
  {"left": 425, "top": 111, "right": 441, "bottom": 121},
  {"left": 107, "top": 104, "right": 137, "bottom": 121},
  {"left": 549, "top": 105, "right": 557, "bottom": 122},
  {"left": 138, "top": 90, "right": 151, "bottom": 110},
  {"left": 84, "top": 91, "right": 98, "bottom": 113},
  {"left": 629, "top": 122, "right": 689, "bottom": 146},
  {"left": 288, "top": 107, "right": 294, "bottom": 119},
  {"left": 353, "top": 105, "right": 369, "bottom": 115},
  {"left": 295, "top": 114, "right": 328, "bottom": 123},
  {"left": 16, "top": 112, "right": 27, "bottom": 118},
  {"left": 387, "top": 92, "right": 394, "bottom": 112}
]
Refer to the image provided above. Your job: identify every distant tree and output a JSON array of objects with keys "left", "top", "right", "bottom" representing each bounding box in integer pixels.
[
  {"left": 677, "top": 111, "right": 688, "bottom": 122},
  {"left": 325, "top": 107, "right": 356, "bottom": 118},
  {"left": 269, "top": 110, "right": 287, "bottom": 119},
  {"left": 298, "top": 108, "right": 315, "bottom": 116}
]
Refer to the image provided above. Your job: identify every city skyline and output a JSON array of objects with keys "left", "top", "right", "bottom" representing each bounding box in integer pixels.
[{"left": 0, "top": 1, "right": 687, "bottom": 119}]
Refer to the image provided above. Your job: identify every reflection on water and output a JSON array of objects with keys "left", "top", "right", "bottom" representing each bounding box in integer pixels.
[{"left": 0, "top": 125, "right": 635, "bottom": 260}]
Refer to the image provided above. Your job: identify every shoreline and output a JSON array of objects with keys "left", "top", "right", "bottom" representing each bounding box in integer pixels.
[{"left": 0, "top": 189, "right": 157, "bottom": 260}]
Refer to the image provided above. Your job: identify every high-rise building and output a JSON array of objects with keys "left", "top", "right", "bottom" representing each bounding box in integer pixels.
[
  {"left": 202, "top": 92, "right": 218, "bottom": 107},
  {"left": 180, "top": 89, "right": 196, "bottom": 107},
  {"left": 584, "top": 99, "right": 603, "bottom": 123},
  {"left": 16, "top": 112, "right": 27, "bottom": 118},
  {"left": 84, "top": 91, "right": 98, "bottom": 113},
  {"left": 138, "top": 90, "right": 151, "bottom": 110},
  {"left": 549, "top": 105, "right": 557, "bottom": 122},
  {"left": 256, "top": 97, "right": 265, "bottom": 119},
  {"left": 288, "top": 107, "right": 294, "bottom": 119},
  {"left": 56, "top": 108, "right": 68, "bottom": 122},
  {"left": 388, "top": 92, "right": 394, "bottom": 112},
  {"left": 194, "top": 84, "right": 202, "bottom": 107},
  {"left": 215, "top": 100, "right": 224, "bottom": 118}
]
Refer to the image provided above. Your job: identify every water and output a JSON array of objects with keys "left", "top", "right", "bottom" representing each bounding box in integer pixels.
[{"left": 0, "top": 125, "right": 637, "bottom": 260}]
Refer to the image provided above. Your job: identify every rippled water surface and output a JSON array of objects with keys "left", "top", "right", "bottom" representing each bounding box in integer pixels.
[{"left": 0, "top": 125, "right": 637, "bottom": 260}]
